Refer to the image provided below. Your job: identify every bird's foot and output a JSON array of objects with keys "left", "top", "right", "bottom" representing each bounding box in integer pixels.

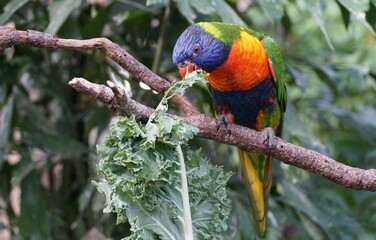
[
  {"left": 216, "top": 114, "right": 230, "bottom": 130},
  {"left": 216, "top": 110, "right": 235, "bottom": 129},
  {"left": 262, "top": 127, "right": 276, "bottom": 152},
  {"left": 215, "top": 114, "right": 233, "bottom": 137}
]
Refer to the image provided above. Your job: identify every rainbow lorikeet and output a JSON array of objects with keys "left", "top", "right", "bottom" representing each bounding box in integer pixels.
[{"left": 172, "top": 22, "right": 287, "bottom": 236}]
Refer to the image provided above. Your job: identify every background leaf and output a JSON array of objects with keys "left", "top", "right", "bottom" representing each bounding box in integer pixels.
[
  {"left": 307, "top": 0, "right": 335, "bottom": 51},
  {"left": 336, "top": 0, "right": 376, "bottom": 36},
  {"left": 175, "top": 0, "right": 196, "bottom": 24},
  {"left": 0, "top": 91, "right": 14, "bottom": 150},
  {"left": 0, "top": 0, "right": 29, "bottom": 25},
  {"left": 45, "top": 0, "right": 82, "bottom": 34},
  {"left": 255, "top": 0, "right": 285, "bottom": 22},
  {"left": 19, "top": 171, "right": 49, "bottom": 239}
]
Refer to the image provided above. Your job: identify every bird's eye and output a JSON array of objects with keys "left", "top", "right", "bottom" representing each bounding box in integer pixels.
[{"left": 193, "top": 44, "right": 201, "bottom": 56}]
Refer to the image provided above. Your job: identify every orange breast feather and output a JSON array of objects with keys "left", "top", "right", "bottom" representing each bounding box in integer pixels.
[{"left": 207, "top": 31, "right": 271, "bottom": 92}]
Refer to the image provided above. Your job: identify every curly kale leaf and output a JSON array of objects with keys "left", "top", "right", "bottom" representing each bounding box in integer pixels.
[{"left": 94, "top": 115, "right": 231, "bottom": 239}]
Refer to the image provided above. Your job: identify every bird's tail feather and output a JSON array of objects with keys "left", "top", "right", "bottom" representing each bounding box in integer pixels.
[{"left": 239, "top": 150, "right": 273, "bottom": 236}]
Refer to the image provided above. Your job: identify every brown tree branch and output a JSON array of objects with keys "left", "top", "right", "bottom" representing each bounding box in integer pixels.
[
  {"left": 2, "top": 26, "right": 376, "bottom": 191},
  {"left": 68, "top": 78, "right": 376, "bottom": 191}
]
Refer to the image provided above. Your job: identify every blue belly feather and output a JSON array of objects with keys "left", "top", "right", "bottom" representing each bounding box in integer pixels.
[{"left": 210, "top": 78, "right": 275, "bottom": 129}]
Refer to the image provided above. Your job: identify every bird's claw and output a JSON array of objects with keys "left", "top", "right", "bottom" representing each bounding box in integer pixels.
[
  {"left": 216, "top": 115, "right": 232, "bottom": 137},
  {"left": 262, "top": 127, "right": 276, "bottom": 151},
  {"left": 216, "top": 115, "right": 230, "bottom": 130}
]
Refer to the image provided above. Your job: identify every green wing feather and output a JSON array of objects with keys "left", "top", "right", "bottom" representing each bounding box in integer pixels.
[{"left": 262, "top": 36, "right": 287, "bottom": 116}]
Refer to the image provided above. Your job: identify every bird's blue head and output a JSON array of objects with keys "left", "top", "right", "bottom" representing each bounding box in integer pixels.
[{"left": 172, "top": 24, "right": 229, "bottom": 75}]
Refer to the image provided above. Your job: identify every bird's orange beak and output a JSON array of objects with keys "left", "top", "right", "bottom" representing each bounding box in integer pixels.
[{"left": 178, "top": 64, "right": 201, "bottom": 78}]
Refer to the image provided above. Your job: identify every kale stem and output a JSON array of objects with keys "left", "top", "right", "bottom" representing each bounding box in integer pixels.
[{"left": 176, "top": 145, "right": 194, "bottom": 240}]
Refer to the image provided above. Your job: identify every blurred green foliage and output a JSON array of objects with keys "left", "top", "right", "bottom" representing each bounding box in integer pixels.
[{"left": 0, "top": 0, "right": 375, "bottom": 239}]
